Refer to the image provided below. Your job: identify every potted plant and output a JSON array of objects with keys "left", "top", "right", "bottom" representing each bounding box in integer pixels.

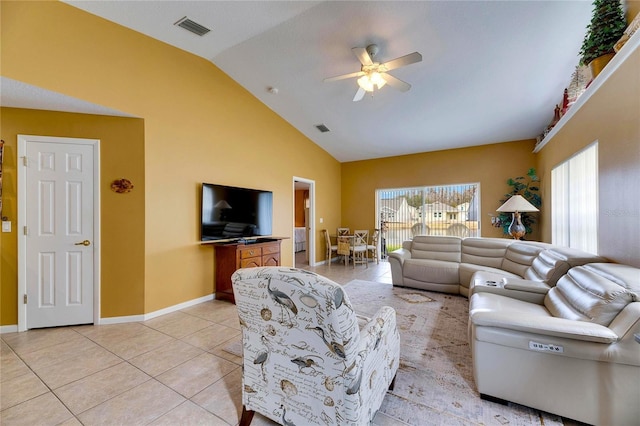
[{"left": 579, "top": 0, "right": 627, "bottom": 78}]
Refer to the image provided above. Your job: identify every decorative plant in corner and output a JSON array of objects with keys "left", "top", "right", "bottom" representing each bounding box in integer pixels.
[
  {"left": 579, "top": 0, "right": 626, "bottom": 74},
  {"left": 497, "top": 168, "right": 541, "bottom": 238}
]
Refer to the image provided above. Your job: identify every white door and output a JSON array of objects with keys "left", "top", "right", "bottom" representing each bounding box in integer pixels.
[{"left": 19, "top": 136, "right": 99, "bottom": 330}]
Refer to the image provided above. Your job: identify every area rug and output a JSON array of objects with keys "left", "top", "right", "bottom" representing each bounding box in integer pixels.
[{"left": 344, "top": 280, "right": 564, "bottom": 426}]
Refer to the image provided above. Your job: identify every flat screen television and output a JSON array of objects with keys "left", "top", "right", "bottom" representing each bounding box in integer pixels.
[{"left": 200, "top": 183, "right": 273, "bottom": 242}]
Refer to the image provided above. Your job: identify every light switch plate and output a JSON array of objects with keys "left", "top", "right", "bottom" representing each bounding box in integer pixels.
[{"left": 2, "top": 221, "right": 11, "bottom": 233}]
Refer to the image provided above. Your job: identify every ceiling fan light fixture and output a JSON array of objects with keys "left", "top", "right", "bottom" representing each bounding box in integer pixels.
[
  {"left": 357, "top": 75, "right": 374, "bottom": 92},
  {"left": 371, "top": 72, "right": 386, "bottom": 89},
  {"left": 357, "top": 72, "right": 386, "bottom": 92}
]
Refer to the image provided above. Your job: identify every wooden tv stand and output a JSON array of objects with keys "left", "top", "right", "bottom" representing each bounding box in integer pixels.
[{"left": 213, "top": 238, "right": 283, "bottom": 303}]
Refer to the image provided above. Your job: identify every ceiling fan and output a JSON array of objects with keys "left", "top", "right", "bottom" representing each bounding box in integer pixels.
[{"left": 324, "top": 44, "right": 422, "bottom": 102}]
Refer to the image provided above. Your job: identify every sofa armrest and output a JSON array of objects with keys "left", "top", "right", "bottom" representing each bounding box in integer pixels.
[
  {"left": 388, "top": 250, "right": 410, "bottom": 286},
  {"left": 359, "top": 306, "right": 398, "bottom": 353},
  {"left": 388, "top": 248, "right": 411, "bottom": 263},
  {"left": 501, "top": 277, "right": 550, "bottom": 294},
  {"left": 471, "top": 311, "right": 619, "bottom": 343}
]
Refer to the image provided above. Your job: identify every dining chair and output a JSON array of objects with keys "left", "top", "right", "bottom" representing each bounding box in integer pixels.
[
  {"left": 337, "top": 236, "right": 351, "bottom": 266},
  {"left": 367, "top": 229, "right": 380, "bottom": 264},
  {"left": 411, "top": 223, "right": 430, "bottom": 238},
  {"left": 351, "top": 230, "right": 369, "bottom": 268},
  {"left": 322, "top": 229, "right": 338, "bottom": 267},
  {"left": 337, "top": 227, "right": 350, "bottom": 236},
  {"left": 446, "top": 223, "right": 470, "bottom": 237}
]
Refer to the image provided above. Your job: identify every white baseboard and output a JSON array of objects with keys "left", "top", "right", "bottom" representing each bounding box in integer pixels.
[
  {"left": 140, "top": 294, "right": 214, "bottom": 321},
  {"left": 2, "top": 294, "right": 216, "bottom": 332},
  {"left": 98, "top": 314, "right": 146, "bottom": 325},
  {"left": 0, "top": 325, "right": 18, "bottom": 334}
]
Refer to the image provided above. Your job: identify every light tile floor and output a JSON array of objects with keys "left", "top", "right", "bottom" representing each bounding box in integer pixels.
[{"left": 0, "top": 256, "right": 392, "bottom": 426}]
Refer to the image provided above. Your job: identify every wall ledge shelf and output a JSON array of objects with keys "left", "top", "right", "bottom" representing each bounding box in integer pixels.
[{"left": 534, "top": 29, "right": 640, "bottom": 153}]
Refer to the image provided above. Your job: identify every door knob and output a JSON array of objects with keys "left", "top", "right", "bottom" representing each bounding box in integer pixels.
[{"left": 74, "top": 240, "right": 91, "bottom": 246}]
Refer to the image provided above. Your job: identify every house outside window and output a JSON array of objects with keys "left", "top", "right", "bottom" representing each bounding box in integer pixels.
[{"left": 377, "top": 183, "right": 479, "bottom": 252}]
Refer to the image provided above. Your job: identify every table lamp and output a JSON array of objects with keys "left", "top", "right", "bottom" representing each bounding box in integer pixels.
[{"left": 496, "top": 195, "right": 539, "bottom": 239}]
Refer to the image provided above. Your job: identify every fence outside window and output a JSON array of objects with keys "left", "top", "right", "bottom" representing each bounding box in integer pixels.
[{"left": 377, "top": 183, "right": 480, "bottom": 254}]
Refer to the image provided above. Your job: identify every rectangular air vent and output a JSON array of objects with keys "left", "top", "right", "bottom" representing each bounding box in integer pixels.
[
  {"left": 174, "top": 17, "right": 210, "bottom": 36},
  {"left": 315, "top": 124, "right": 330, "bottom": 133}
]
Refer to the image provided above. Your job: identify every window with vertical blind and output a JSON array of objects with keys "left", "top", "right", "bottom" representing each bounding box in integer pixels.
[
  {"left": 377, "top": 183, "right": 479, "bottom": 253},
  {"left": 551, "top": 142, "right": 598, "bottom": 253}
]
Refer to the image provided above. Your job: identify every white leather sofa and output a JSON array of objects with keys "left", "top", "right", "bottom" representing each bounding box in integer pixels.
[
  {"left": 388, "top": 236, "right": 604, "bottom": 296},
  {"left": 469, "top": 263, "right": 640, "bottom": 425}
]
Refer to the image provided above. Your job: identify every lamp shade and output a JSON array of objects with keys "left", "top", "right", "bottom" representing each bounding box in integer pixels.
[
  {"left": 214, "top": 200, "right": 232, "bottom": 209},
  {"left": 496, "top": 195, "right": 539, "bottom": 213}
]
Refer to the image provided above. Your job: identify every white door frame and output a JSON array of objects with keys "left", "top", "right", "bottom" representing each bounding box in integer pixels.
[
  {"left": 17, "top": 135, "right": 101, "bottom": 331},
  {"left": 293, "top": 177, "right": 316, "bottom": 266}
]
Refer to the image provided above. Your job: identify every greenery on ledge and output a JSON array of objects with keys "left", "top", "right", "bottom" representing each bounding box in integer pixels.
[{"left": 579, "top": 0, "right": 626, "bottom": 65}]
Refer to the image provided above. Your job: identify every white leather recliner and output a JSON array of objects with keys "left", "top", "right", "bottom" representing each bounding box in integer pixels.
[{"left": 469, "top": 263, "right": 640, "bottom": 425}]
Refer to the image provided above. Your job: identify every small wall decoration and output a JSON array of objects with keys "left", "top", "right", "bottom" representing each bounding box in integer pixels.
[{"left": 110, "top": 178, "right": 134, "bottom": 193}]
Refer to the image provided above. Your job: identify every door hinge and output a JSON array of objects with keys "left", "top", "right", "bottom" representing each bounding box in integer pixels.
[
  {"left": 23, "top": 156, "right": 28, "bottom": 166},
  {"left": 24, "top": 294, "right": 28, "bottom": 304},
  {"left": 23, "top": 226, "right": 29, "bottom": 236}
]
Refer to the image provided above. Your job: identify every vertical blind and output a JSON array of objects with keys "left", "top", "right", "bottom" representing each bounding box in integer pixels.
[
  {"left": 552, "top": 142, "right": 598, "bottom": 253},
  {"left": 376, "top": 183, "right": 480, "bottom": 253}
]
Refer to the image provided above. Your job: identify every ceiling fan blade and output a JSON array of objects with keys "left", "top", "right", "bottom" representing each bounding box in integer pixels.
[
  {"left": 353, "top": 87, "right": 366, "bottom": 102},
  {"left": 352, "top": 47, "right": 373, "bottom": 66},
  {"left": 323, "top": 71, "right": 365, "bottom": 83},
  {"left": 381, "top": 52, "right": 422, "bottom": 72},
  {"left": 381, "top": 73, "right": 411, "bottom": 92}
]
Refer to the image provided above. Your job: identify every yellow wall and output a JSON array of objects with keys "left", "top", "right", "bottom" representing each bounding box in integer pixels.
[
  {"left": 536, "top": 46, "right": 640, "bottom": 267},
  {"left": 0, "top": 108, "right": 146, "bottom": 322},
  {"left": 341, "top": 140, "right": 539, "bottom": 241},
  {"left": 1, "top": 1, "right": 341, "bottom": 324}
]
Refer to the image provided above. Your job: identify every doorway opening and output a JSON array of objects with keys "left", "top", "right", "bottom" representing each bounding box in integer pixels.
[{"left": 293, "top": 177, "right": 315, "bottom": 267}]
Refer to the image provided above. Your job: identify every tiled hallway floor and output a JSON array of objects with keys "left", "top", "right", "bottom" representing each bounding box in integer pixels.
[{"left": 1, "top": 259, "right": 392, "bottom": 425}]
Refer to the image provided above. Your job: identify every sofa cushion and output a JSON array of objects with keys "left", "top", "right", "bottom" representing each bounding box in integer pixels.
[
  {"left": 546, "top": 247, "right": 607, "bottom": 267},
  {"left": 403, "top": 259, "right": 459, "bottom": 284},
  {"left": 525, "top": 250, "right": 568, "bottom": 284},
  {"left": 525, "top": 247, "right": 607, "bottom": 286},
  {"left": 544, "top": 263, "right": 639, "bottom": 326},
  {"left": 461, "top": 238, "right": 512, "bottom": 268},
  {"left": 410, "top": 235, "right": 461, "bottom": 262},
  {"left": 501, "top": 242, "right": 549, "bottom": 277}
]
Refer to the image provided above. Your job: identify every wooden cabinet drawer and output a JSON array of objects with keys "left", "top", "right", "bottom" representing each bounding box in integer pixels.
[
  {"left": 262, "top": 244, "right": 280, "bottom": 255},
  {"left": 241, "top": 257, "right": 262, "bottom": 268},
  {"left": 262, "top": 253, "right": 280, "bottom": 266},
  {"left": 239, "top": 247, "right": 261, "bottom": 259}
]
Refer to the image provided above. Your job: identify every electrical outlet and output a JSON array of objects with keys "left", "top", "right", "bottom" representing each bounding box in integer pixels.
[{"left": 2, "top": 221, "right": 11, "bottom": 233}]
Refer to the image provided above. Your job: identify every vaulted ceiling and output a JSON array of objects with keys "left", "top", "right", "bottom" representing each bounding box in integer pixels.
[{"left": 3, "top": 1, "right": 593, "bottom": 162}]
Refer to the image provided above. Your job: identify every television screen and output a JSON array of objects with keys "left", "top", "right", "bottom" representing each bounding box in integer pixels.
[{"left": 200, "top": 183, "right": 273, "bottom": 242}]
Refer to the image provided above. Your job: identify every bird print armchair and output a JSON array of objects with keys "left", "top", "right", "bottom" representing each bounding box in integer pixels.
[{"left": 231, "top": 267, "right": 400, "bottom": 426}]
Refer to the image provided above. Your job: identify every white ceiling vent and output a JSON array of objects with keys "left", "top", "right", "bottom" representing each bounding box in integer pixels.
[{"left": 174, "top": 17, "right": 210, "bottom": 36}]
